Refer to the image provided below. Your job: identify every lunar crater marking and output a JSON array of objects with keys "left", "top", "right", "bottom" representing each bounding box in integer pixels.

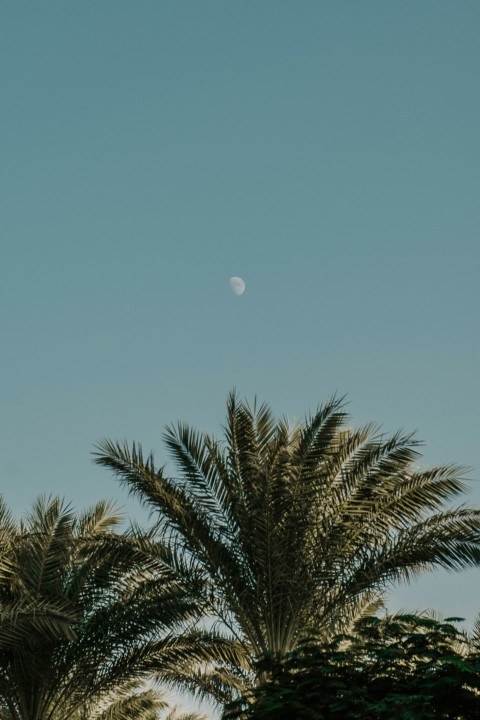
[{"left": 229, "top": 276, "right": 246, "bottom": 295}]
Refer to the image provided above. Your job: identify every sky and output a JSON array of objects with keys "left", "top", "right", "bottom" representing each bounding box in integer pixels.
[{"left": 1, "top": 0, "right": 480, "bottom": 711}]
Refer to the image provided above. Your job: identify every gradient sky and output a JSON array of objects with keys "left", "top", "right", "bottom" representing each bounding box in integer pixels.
[{"left": 1, "top": 0, "right": 480, "bottom": 683}]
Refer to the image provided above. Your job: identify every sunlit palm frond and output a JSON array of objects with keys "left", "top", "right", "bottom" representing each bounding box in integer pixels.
[
  {"left": 163, "top": 709, "right": 207, "bottom": 720},
  {"left": 93, "top": 689, "right": 168, "bottom": 720}
]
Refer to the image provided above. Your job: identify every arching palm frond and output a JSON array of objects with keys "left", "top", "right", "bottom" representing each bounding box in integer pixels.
[
  {"left": 90, "top": 688, "right": 168, "bottom": 720},
  {"left": 163, "top": 712, "right": 207, "bottom": 720}
]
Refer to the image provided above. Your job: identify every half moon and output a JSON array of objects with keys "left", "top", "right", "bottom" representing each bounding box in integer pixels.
[{"left": 229, "top": 276, "right": 246, "bottom": 296}]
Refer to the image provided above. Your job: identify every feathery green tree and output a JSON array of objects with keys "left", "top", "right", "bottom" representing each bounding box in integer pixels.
[
  {"left": 95, "top": 393, "right": 480, "bottom": 675},
  {"left": 0, "top": 496, "right": 242, "bottom": 720},
  {"left": 223, "top": 614, "right": 480, "bottom": 720}
]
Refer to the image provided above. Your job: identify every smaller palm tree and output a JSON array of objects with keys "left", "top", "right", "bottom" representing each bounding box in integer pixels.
[{"left": 0, "top": 495, "right": 243, "bottom": 720}]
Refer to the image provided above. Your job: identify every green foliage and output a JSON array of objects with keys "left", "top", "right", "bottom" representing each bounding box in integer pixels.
[
  {"left": 224, "top": 615, "right": 480, "bottom": 720},
  {"left": 95, "top": 391, "right": 480, "bottom": 682},
  {"left": 0, "top": 495, "right": 233, "bottom": 720}
]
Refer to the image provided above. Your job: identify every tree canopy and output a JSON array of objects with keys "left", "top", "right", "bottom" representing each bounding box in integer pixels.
[
  {"left": 96, "top": 391, "right": 480, "bottom": 678},
  {"left": 0, "top": 496, "right": 238, "bottom": 720},
  {"left": 223, "top": 614, "right": 480, "bottom": 720}
]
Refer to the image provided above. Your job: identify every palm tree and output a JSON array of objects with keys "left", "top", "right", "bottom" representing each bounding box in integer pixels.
[
  {"left": 0, "top": 496, "right": 242, "bottom": 720},
  {"left": 94, "top": 392, "right": 480, "bottom": 669}
]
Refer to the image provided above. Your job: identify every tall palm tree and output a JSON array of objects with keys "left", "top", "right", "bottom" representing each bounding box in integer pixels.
[
  {"left": 0, "top": 496, "right": 243, "bottom": 720},
  {"left": 95, "top": 392, "right": 480, "bottom": 668}
]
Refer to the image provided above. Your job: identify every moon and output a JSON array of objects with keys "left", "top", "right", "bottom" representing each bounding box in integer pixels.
[{"left": 229, "top": 276, "right": 246, "bottom": 296}]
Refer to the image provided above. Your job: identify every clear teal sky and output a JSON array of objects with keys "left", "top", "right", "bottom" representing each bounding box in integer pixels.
[{"left": 1, "top": 0, "right": 480, "bottom": 636}]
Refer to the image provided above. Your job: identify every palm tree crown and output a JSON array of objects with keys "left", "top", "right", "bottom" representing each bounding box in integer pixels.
[
  {"left": 0, "top": 495, "right": 240, "bottom": 720},
  {"left": 95, "top": 393, "right": 480, "bottom": 664}
]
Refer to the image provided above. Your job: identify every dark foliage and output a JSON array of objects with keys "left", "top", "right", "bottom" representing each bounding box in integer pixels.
[{"left": 224, "top": 615, "right": 480, "bottom": 720}]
